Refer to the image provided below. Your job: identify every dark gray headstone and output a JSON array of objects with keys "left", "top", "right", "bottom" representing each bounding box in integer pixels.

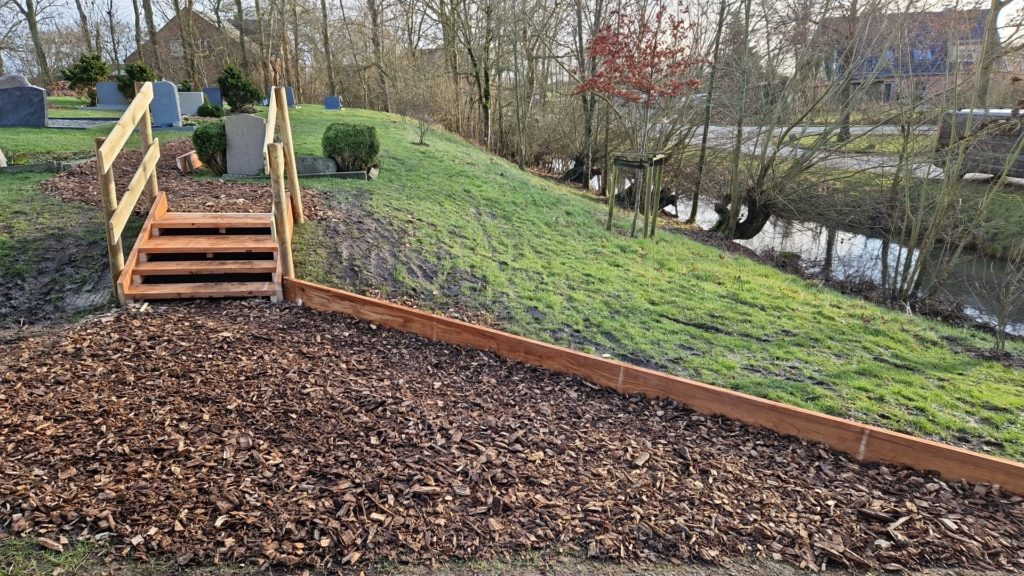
[
  {"left": 95, "top": 81, "right": 128, "bottom": 108},
  {"left": 295, "top": 155, "right": 339, "bottom": 175},
  {"left": 0, "top": 73, "right": 30, "bottom": 89},
  {"left": 285, "top": 86, "right": 295, "bottom": 107},
  {"left": 324, "top": 95, "right": 342, "bottom": 110},
  {"left": 202, "top": 86, "right": 222, "bottom": 107},
  {"left": 0, "top": 86, "right": 48, "bottom": 128},
  {"left": 150, "top": 80, "right": 181, "bottom": 128},
  {"left": 179, "top": 92, "right": 203, "bottom": 115},
  {"left": 225, "top": 113, "right": 267, "bottom": 175}
]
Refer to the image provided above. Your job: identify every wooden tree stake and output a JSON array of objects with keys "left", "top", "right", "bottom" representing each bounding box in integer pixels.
[
  {"left": 268, "top": 143, "right": 295, "bottom": 278},
  {"left": 274, "top": 86, "right": 305, "bottom": 224}
]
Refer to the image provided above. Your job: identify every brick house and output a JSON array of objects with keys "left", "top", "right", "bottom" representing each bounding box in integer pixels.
[
  {"left": 819, "top": 8, "right": 1009, "bottom": 104},
  {"left": 124, "top": 9, "right": 259, "bottom": 88}
]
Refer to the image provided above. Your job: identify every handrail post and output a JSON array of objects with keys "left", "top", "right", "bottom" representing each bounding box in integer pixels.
[
  {"left": 95, "top": 136, "right": 125, "bottom": 302},
  {"left": 274, "top": 86, "right": 305, "bottom": 224},
  {"left": 136, "top": 81, "right": 159, "bottom": 205},
  {"left": 268, "top": 143, "right": 295, "bottom": 279}
]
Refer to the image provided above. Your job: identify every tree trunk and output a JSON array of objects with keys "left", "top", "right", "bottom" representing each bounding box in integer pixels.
[
  {"left": 726, "top": 0, "right": 753, "bottom": 239},
  {"left": 319, "top": 0, "right": 336, "bottom": 95},
  {"left": 142, "top": 0, "right": 161, "bottom": 75},
  {"left": 689, "top": 0, "right": 728, "bottom": 224},
  {"left": 368, "top": 0, "right": 391, "bottom": 112},
  {"left": 837, "top": 0, "right": 858, "bottom": 142},
  {"left": 75, "top": 0, "right": 94, "bottom": 53},
  {"left": 974, "top": 0, "right": 1008, "bottom": 107},
  {"left": 107, "top": 0, "right": 122, "bottom": 70},
  {"left": 712, "top": 190, "right": 772, "bottom": 240},
  {"left": 131, "top": 0, "right": 144, "bottom": 65},
  {"left": 291, "top": 0, "right": 301, "bottom": 101},
  {"left": 21, "top": 0, "right": 52, "bottom": 85}
]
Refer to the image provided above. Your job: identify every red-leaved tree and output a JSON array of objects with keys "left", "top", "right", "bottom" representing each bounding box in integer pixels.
[{"left": 576, "top": 0, "right": 701, "bottom": 154}]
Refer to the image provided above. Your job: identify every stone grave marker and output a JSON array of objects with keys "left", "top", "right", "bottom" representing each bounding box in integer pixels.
[
  {"left": 324, "top": 95, "right": 342, "bottom": 110},
  {"left": 0, "top": 85, "right": 48, "bottom": 128},
  {"left": 150, "top": 80, "right": 181, "bottom": 127},
  {"left": 202, "top": 86, "right": 223, "bottom": 107},
  {"left": 95, "top": 81, "right": 128, "bottom": 108},
  {"left": 179, "top": 91, "right": 204, "bottom": 115},
  {"left": 0, "top": 73, "right": 30, "bottom": 89},
  {"left": 225, "top": 113, "right": 267, "bottom": 175}
]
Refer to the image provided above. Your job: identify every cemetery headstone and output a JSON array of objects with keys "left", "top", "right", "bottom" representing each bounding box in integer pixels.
[
  {"left": 225, "top": 113, "right": 267, "bottom": 175},
  {"left": 0, "top": 148, "right": 7, "bottom": 168},
  {"left": 0, "top": 85, "right": 48, "bottom": 128},
  {"left": 179, "top": 92, "right": 204, "bottom": 115},
  {"left": 0, "top": 73, "right": 30, "bottom": 89},
  {"left": 95, "top": 81, "right": 128, "bottom": 108},
  {"left": 324, "top": 96, "right": 342, "bottom": 110},
  {"left": 285, "top": 86, "right": 296, "bottom": 107},
  {"left": 295, "top": 155, "right": 339, "bottom": 175},
  {"left": 150, "top": 80, "right": 181, "bottom": 128},
  {"left": 202, "top": 86, "right": 223, "bottom": 107}
]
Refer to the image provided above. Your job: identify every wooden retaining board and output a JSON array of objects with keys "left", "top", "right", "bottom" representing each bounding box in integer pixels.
[{"left": 284, "top": 278, "right": 1024, "bottom": 494}]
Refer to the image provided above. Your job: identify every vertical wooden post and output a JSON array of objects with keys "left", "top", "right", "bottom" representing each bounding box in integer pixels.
[
  {"left": 641, "top": 163, "right": 651, "bottom": 238},
  {"left": 650, "top": 161, "right": 664, "bottom": 238},
  {"left": 95, "top": 137, "right": 125, "bottom": 301},
  {"left": 136, "top": 82, "right": 159, "bottom": 204},
  {"left": 606, "top": 162, "right": 618, "bottom": 231},
  {"left": 274, "top": 86, "right": 305, "bottom": 224},
  {"left": 268, "top": 143, "right": 295, "bottom": 279}
]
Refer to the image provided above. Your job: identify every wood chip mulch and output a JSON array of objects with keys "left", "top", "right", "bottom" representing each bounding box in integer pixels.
[
  {"left": 1, "top": 301, "right": 1022, "bottom": 572},
  {"left": 40, "top": 139, "right": 322, "bottom": 217}
]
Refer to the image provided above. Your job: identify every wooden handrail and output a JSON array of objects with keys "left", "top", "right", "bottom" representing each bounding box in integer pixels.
[
  {"left": 94, "top": 81, "right": 161, "bottom": 302},
  {"left": 261, "top": 86, "right": 304, "bottom": 226},
  {"left": 268, "top": 143, "right": 295, "bottom": 278}
]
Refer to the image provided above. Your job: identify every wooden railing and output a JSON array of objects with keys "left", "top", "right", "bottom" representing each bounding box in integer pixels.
[
  {"left": 267, "top": 143, "right": 295, "bottom": 280},
  {"left": 94, "top": 81, "right": 160, "bottom": 301},
  {"left": 262, "top": 85, "right": 304, "bottom": 225}
]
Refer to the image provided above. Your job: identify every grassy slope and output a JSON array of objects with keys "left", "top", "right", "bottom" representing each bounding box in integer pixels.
[{"left": 286, "top": 107, "right": 1024, "bottom": 459}]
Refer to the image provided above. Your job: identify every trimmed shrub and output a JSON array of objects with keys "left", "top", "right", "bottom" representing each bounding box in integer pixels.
[
  {"left": 179, "top": 79, "right": 195, "bottom": 92},
  {"left": 116, "top": 62, "right": 157, "bottom": 99},
  {"left": 197, "top": 101, "right": 226, "bottom": 118},
  {"left": 217, "top": 65, "right": 261, "bottom": 112},
  {"left": 61, "top": 53, "right": 109, "bottom": 106},
  {"left": 322, "top": 123, "right": 380, "bottom": 172},
  {"left": 192, "top": 120, "right": 227, "bottom": 175}
]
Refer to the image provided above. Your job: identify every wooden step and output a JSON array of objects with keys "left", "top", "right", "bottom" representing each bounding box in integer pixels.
[
  {"left": 124, "top": 281, "right": 278, "bottom": 299},
  {"left": 139, "top": 234, "right": 278, "bottom": 254},
  {"left": 153, "top": 212, "right": 273, "bottom": 230},
  {"left": 132, "top": 259, "right": 278, "bottom": 276}
]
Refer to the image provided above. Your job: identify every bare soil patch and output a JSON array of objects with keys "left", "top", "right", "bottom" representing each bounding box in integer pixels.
[
  {"left": 1, "top": 301, "right": 1021, "bottom": 573},
  {"left": 40, "top": 139, "right": 323, "bottom": 216}
]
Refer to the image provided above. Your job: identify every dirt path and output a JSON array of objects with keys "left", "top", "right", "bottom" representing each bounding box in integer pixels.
[{"left": 1, "top": 301, "right": 1021, "bottom": 573}]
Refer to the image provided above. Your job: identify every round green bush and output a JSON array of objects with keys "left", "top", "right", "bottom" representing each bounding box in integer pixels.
[
  {"left": 116, "top": 62, "right": 157, "bottom": 99},
  {"left": 192, "top": 120, "right": 227, "bottom": 175},
  {"left": 217, "top": 65, "right": 261, "bottom": 112},
  {"left": 197, "top": 101, "right": 225, "bottom": 118},
  {"left": 322, "top": 123, "right": 380, "bottom": 172},
  {"left": 61, "top": 53, "right": 110, "bottom": 106}
]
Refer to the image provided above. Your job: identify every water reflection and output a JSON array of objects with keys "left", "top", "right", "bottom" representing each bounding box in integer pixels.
[{"left": 673, "top": 196, "right": 1024, "bottom": 336}]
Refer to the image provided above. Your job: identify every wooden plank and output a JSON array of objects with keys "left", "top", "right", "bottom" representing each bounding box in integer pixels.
[
  {"left": 125, "top": 281, "right": 277, "bottom": 299},
  {"left": 153, "top": 212, "right": 273, "bottom": 229},
  {"left": 132, "top": 260, "right": 278, "bottom": 275},
  {"left": 97, "top": 82, "right": 153, "bottom": 174},
  {"left": 117, "top": 191, "right": 167, "bottom": 303},
  {"left": 263, "top": 88, "right": 279, "bottom": 175},
  {"left": 140, "top": 234, "right": 278, "bottom": 254},
  {"left": 109, "top": 139, "right": 160, "bottom": 239},
  {"left": 283, "top": 278, "right": 1024, "bottom": 494}
]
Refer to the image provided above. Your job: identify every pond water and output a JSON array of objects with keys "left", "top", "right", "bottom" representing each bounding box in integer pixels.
[{"left": 671, "top": 196, "right": 1024, "bottom": 337}]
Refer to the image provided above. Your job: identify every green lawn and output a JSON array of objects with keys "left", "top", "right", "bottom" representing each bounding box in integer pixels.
[
  {"left": 1, "top": 123, "right": 192, "bottom": 165},
  {"left": 281, "top": 107, "right": 1024, "bottom": 459},
  {"left": 795, "top": 132, "right": 934, "bottom": 155}
]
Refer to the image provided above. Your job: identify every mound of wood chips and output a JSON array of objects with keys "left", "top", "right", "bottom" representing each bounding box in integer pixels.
[
  {"left": 40, "top": 139, "right": 322, "bottom": 216},
  {"left": 1, "top": 301, "right": 1022, "bottom": 572}
]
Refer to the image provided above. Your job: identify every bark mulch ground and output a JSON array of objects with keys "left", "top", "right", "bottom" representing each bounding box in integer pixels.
[
  {"left": 1, "top": 301, "right": 1022, "bottom": 573},
  {"left": 40, "top": 139, "right": 323, "bottom": 216}
]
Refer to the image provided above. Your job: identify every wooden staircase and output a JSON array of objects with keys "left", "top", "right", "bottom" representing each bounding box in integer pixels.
[
  {"left": 96, "top": 82, "right": 302, "bottom": 306},
  {"left": 117, "top": 192, "right": 283, "bottom": 304}
]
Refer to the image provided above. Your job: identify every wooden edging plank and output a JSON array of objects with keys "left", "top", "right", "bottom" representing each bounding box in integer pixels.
[
  {"left": 109, "top": 139, "right": 160, "bottom": 239},
  {"left": 283, "top": 278, "right": 1024, "bottom": 494}
]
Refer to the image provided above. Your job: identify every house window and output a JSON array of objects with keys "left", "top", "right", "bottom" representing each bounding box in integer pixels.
[
  {"left": 200, "top": 38, "right": 212, "bottom": 54},
  {"left": 912, "top": 48, "right": 933, "bottom": 61},
  {"left": 169, "top": 39, "right": 183, "bottom": 57}
]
